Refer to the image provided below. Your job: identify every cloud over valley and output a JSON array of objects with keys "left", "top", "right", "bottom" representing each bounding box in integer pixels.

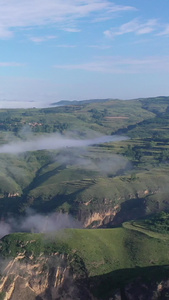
[{"left": 0, "top": 133, "right": 128, "bottom": 154}]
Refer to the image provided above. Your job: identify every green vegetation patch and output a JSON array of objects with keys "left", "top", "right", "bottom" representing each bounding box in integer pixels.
[{"left": 134, "top": 212, "right": 169, "bottom": 234}]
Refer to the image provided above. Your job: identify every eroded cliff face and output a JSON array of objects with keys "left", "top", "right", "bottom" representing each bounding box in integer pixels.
[
  {"left": 83, "top": 205, "right": 120, "bottom": 228},
  {"left": 0, "top": 253, "right": 169, "bottom": 300},
  {"left": 81, "top": 188, "right": 162, "bottom": 228},
  {"left": 0, "top": 253, "right": 94, "bottom": 300}
]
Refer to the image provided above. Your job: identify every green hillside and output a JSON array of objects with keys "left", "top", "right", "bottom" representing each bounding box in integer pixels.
[
  {"left": 0, "top": 97, "right": 169, "bottom": 226},
  {"left": 1, "top": 97, "right": 169, "bottom": 298},
  {"left": 1, "top": 224, "right": 169, "bottom": 298}
]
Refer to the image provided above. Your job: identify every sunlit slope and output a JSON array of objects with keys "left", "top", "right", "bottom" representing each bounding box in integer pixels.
[
  {"left": 0, "top": 151, "right": 52, "bottom": 196},
  {"left": 0, "top": 97, "right": 155, "bottom": 198},
  {"left": 1, "top": 220, "right": 169, "bottom": 298},
  {"left": 26, "top": 165, "right": 169, "bottom": 215},
  {"left": 0, "top": 99, "right": 155, "bottom": 140},
  {"left": 1, "top": 226, "right": 169, "bottom": 278}
]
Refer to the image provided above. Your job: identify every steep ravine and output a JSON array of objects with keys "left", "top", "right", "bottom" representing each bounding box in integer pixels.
[{"left": 80, "top": 189, "right": 162, "bottom": 228}]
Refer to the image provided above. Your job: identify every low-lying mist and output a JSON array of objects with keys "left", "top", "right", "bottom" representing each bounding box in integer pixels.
[
  {"left": 0, "top": 132, "right": 130, "bottom": 238},
  {"left": 55, "top": 147, "right": 131, "bottom": 176},
  {"left": 0, "top": 210, "right": 81, "bottom": 239},
  {"left": 0, "top": 133, "right": 128, "bottom": 154}
]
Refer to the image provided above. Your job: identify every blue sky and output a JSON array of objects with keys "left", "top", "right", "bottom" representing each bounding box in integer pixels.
[{"left": 0, "top": 0, "right": 169, "bottom": 107}]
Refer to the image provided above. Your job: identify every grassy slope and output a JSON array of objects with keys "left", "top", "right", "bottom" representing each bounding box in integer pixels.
[
  {"left": 1, "top": 227, "right": 169, "bottom": 275},
  {"left": 0, "top": 98, "right": 155, "bottom": 136},
  {"left": 6, "top": 170, "right": 169, "bottom": 220},
  {"left": 1, "top": 225, "right": 169, "bottom": 298},
  {"left": 0, "top": 99, "right": 150, "bottom": 196}
]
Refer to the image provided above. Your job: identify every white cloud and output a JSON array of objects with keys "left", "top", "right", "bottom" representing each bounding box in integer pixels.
[
  {"left": 0, "top": 62, "right": 24, "bottom": 67},
  {"left": 157, "top": 25, "right": 169, "bottom": 36},
  {"left": 55, "top": 44, "right": 76, "bottom": 48},
  {"left": 0, "top": 0, "right": 135, "bottom": 38},
  {"left": 92, "top": 3, "right": 137, "bottom": 23},
  {"left": 0, "top": 26, "right": 13, "bottom": 38},
  {"left": 87, "top": 45, "right": 111, "bottom": 49},
  {"left": 63, "top": 28, "right": 81, "bottom": 32},
  {"left": 92, "top": 16, "right": 114, "bottom": 23},
  {"left": 29, "top": 35, "right": 57, "bottom": 43},
  {"left": 54, "top": 56, "right": 169, "bottom": 74},
  {"left": 104, "top": 18, "right": 158, "bottom": 38}
]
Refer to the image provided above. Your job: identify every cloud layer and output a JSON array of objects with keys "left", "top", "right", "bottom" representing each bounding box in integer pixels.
[
  {"left": 0, "top": 0, "right": 135, "bottom": 38},
  {"left": 104, "top": 18, "right": 158, "bottom": 38},
  {"left": 0, "top": 133, "right": 128, "bottom": 154},
  {"left": 54, "top": 55, "right": 169, "bottom": 74}
]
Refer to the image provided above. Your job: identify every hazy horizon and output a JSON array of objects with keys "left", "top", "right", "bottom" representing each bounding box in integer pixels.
[{"left": 0, "top": 94, "right": 168, "bottom": 109}]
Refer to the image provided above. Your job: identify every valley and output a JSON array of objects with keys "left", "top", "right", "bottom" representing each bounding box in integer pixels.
[{"left": 0, "top": 97, "right": 169, "bottom": 299}]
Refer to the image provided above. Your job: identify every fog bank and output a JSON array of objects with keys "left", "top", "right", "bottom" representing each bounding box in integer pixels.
[
  {"left": 0, "top": 210, "right": 81, "bottom": 238},
  {"left": 0, "top": 133, "right": 128, "bottom": 154}
]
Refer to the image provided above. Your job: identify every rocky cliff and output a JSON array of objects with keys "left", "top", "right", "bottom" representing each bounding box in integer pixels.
[
  {"left": 0, "top": 253, "right": 94, "bottom": 300},
  {"left": 1, "top": 253, "right": 169, "bottom": 300}
]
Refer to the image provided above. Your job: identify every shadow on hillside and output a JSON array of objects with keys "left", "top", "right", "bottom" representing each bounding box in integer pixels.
[
  {"left": 0, "top": 176, "right": 95, "bottom": 219},
  {"left": 111, "top": 197, "right": 146, "bottom": 226},
  {"left": 111, "top": 194, "right": 169, "bottom": 228},
  {"left": 24, "top": 163, "right": 66, "bottom": 193},
  {"left": 89, "top": 265, "right": 169, "bottom": 299},
  {"left": 0, "top": 196, "right": 23, "bottom": 217},
  {"left": 28, "top": 181, "right": 95, "bottom": 216}
]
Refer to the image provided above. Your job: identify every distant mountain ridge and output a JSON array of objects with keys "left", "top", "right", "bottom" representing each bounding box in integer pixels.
[
  {"left": 50, "top": 98, "right": 119, "bottom": 106},
  {"left": 50, "top": 96, "right": 169, "bottom": 107}
]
